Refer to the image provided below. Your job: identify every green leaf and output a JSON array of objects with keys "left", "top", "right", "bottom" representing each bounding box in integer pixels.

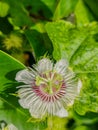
[
  {"left": 0, "top": 50, "right": 25, "bottom": 92},
  {"left": 74, "top": 73, "right": 98, "bottom": 115},
  {"left": 0, "top": 1, "right": 9, "bottom": 17},
  {"left": 46, "top": 21, "right": 98, "bottom": 72},
  {"left": 53, "top": 0, "right": 78, "bottom": 20},
  {"left": 46, "top": 21, "right": 86, "bottom": 61},
  {"left": 73, "top": 110, "right": 98, "bottom": 125},
  {"left": 84, "top": 0, "right": 98, "bottom": 20},
  {"left": 0, "top": 51, "right": 46, "bottom": 130},
  {"left": 75, "top": 0, "right": 94, "bottom": 25},
  {"left": 70, "top": 23, "right": 98, "bottom": 72}
]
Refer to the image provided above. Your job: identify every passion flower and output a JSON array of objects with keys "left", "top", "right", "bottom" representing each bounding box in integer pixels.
[{"left": 15, "top": 58, "right": 82, "bottom": 118}]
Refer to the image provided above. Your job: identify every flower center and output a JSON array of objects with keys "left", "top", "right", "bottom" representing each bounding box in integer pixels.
[{"left": 35, "top": 71, "right": 63, "bottom": 94}]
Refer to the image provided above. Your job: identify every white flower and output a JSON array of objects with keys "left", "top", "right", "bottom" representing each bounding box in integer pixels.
[
  {"left": 4, "top": 124, "right": 18, "bottom": 130},
  {"left": 15, "top": 58, "right": 82, "bottom": 119}
]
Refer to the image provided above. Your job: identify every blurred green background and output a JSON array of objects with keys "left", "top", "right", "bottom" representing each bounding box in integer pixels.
[{"left": 0, "top": 0, "right": 98, "bottom": 130}]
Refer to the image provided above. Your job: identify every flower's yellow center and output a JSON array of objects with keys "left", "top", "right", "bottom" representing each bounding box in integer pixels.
[{"left": 35, "top": 71, "right": 63, "bottom": 94}]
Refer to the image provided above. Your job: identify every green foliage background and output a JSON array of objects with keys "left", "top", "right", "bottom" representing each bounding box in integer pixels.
[{"left": 0, "top": 0, "right": 98, "bottom": 129}]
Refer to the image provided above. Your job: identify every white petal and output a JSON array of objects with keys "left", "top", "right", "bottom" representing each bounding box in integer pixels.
[
  {"left": 37, "top": 58, "right": 53, "bottom": 73},
  {"left": 29, "top": 99, "right": 46, "bottom": 118},
  {"left": 63, "top": 69, "right": 75, "bottom": 81},
  {"left": 18, "top": 88, "right": 32, "bottom": 96},
  {"left": 77, "top": 79, "right": 82, "bottom": 93},
  {"left": 19, "top": 99, "right": 29, "bottom": 108},
  {"left": 15, "top": 69, "right": 35, "bottom": 84},
  {"left": 16, "top": 84, "right": 31, "bottom": 88},
  {"left": 67, "top": 100, "right": 74, "bottom": 106},
  {"left": 55, "top": 107, "right": 68, "bottom": 118},
  {"left": 7, "top": 124, "right": 18, "bottom": 130},
  {"left": 54, "top": 59, "right": 68, "bottom": 75}
]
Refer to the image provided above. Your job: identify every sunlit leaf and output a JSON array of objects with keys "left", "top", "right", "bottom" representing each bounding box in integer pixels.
[
  {"left": 46, "top": 20, "right": 98, "bottom": 115},
  {"left": 0, "top": 2, "right": 9, "bottom": 17},
  {"left": 75, "top": 0, "right": 94, "bottom": 25},
  {"left": 46, "top": 21, "right": 98, "bottom": 72},
  {"left": 74, "top": 73, "right": 98, "bottom": 115},
  {"left": 53, "top": 0, "right": 78, "bottom": 20}
]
